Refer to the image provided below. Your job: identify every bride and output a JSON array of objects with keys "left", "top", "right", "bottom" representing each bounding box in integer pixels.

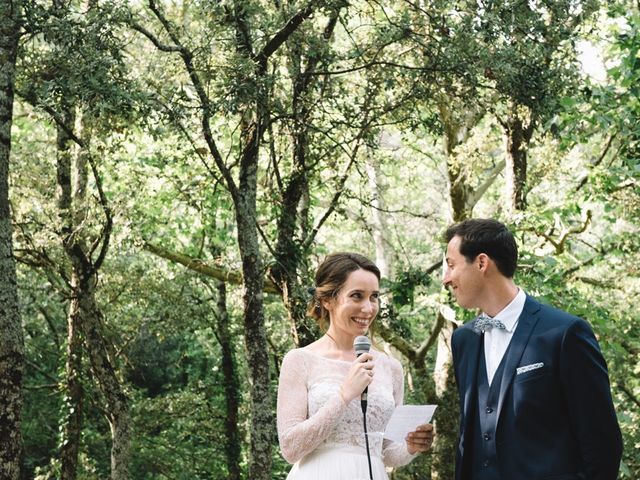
[{"left": 277, "top": 252, "right": 434, "bottom": 479}]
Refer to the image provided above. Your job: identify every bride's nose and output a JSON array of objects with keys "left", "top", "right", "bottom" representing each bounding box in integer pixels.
[{"left": 361, "top": 299, "right": 375, "bottom": 314}]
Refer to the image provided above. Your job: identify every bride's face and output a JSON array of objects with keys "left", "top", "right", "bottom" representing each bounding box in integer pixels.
[{"left": 323, "top": 269, "right": 379, "bottom": 340}]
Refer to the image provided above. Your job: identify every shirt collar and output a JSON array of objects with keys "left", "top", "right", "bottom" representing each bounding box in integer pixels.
[{"left": 483, "top": 288, "right": 526, "bottom": 333}]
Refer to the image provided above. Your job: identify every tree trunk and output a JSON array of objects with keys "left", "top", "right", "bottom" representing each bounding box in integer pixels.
[
  {"left": 434, "top": 97, "right": 484, "bottom": 480},
  {"left": 56, "top": 109, "right": 83, "bottom": 480},
  {"left": 55, "top": 115, "right": 130, "bottom": 480},
  {"left": 430, "top": 313, "right": 458, "bottom": 480},
  {"left": 0, "top": 1, "right": 24, "bottom": 478},
  {"left": 236, "top": 200, "right": 273, "bottom": 480},
  {"left": 365, "top": 148, "right": 394, "bottom": 278},
  {"left": 269, "top": 144, "right": 316, "bottom": 346},
  {"left": 59, "top": 278, "right": 84, "bottom": 480},
  {"left": 236, "top": 119, "right": 273, "bottom": 479},
  {"left": 79, "top": 283, "right": 130, "bottom": 480},
  {"left": 213, "top": 280, "right": 241, "bottom": 480},
  {"left": 139, "top": 3, "right": 317, "bottom": 476},
  {"left": 504, "top": 104, "right": 534, "bottom": 215},
  {"left": 437, "top": 99, "right": 484, "bottom": 222},
  {"left": 268, "top": 14, "right": 340, "bottom": 348}
]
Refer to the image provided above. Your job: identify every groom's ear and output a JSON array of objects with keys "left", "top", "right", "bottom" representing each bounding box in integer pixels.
[{"left": 477, "top": 253, "right": 489, "bottom": 271}]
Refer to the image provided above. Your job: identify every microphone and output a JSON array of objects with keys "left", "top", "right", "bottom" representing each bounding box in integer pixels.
[{"left": 353, "top": 336, "right": 371, "bottom": 411}]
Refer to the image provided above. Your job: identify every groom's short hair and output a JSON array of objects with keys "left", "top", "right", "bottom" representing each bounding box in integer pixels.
[{"left": 445, "top": 219, "right": 518, "bottom": 278}]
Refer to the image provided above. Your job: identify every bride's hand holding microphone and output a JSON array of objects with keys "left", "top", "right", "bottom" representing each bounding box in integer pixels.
[{"left": 339, "top": 353, "right": 374, "bottom": 403}]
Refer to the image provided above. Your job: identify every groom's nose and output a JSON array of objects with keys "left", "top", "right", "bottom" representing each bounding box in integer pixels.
[{"left": 442, "top": 269, "right": 452, "bottom": 287}]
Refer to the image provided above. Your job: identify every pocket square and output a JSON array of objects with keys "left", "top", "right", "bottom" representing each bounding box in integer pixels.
[{"left": 516, "top": 362, "right": 544, "bottom": 375}]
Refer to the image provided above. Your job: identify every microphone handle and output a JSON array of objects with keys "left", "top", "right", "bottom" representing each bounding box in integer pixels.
[
  {"left": 355, "top": 345, "right": 370, "bottom": 413},
  {"left": 361, "top": 384, "right": 368, "bottom": 413}
]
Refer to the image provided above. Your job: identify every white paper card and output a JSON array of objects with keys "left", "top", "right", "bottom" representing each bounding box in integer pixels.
[{"left": 383, "top": 405, "right": 437, "bottom": 443}]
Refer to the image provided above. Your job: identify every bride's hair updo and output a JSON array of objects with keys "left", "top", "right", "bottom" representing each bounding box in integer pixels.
[{"left": 308, "top": 252, "right": 380, "bottom": 331}]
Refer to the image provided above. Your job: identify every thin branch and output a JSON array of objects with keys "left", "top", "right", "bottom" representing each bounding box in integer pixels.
[
  {"left": 155, "top": 97, "right": 223, "bottom": 184},
  {"left": 87, "top": 153, "right": 112, "bottom": 271},
  {"left": 302, "top": 80, "right": 386, "bottom": 249},
  {"left": 311, "top": 59, "right": 442, "bottom": 76},
  {"left": 130, "top": 22, "right": 181, "bottom": 52},
  {"left": 302, "top": 150, "right": 359, "bottom": 250},
  {"left": 574, "top": 276, "right": 610, "bottom": 288},
  {"left": 37, "top": 305, "right": 62, "bottom": 351},
  {"left": 256, "top": 221, "right": 277, "bottom": 259},
  {"left": 575, "top": 133, "right": 617, "bottom": 192},
  {"left": 15, "top": 90, "right": 111, "bottom": 273},
  {"left": 560, "top": 254, "right": 598, "bottom": 278},
  {"left": 346, "top": 192, "right": 435, "bottom": 219},
  {"left": 25, "top": 358, "right": 60, "bottom": 384},
  {"left": 618, "top": 382, "right": 640, "bottom": 409}
]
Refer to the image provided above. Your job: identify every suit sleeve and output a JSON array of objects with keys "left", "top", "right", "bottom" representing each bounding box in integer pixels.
[{"left": 559, "top": 319, "right": 622, "bottom": 480}]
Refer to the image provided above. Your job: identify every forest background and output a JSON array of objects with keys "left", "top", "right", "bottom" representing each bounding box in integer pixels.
[{"left": 0, "top": 0, "right": 638, "bottom": 479}]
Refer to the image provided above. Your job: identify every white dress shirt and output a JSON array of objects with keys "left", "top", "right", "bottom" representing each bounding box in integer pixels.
[{"left": 483, "top": 288, "right": 526, "bottom": 385}]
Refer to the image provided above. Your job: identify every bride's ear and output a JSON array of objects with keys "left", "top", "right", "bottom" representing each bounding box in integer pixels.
[{"left": 321, "top": 297, "right": 334, "bottom": 313}]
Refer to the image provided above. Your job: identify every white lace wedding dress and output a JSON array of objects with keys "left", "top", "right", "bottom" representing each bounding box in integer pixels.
[{"left": 277, "top": 348, "right": 416, "bottom": 479}]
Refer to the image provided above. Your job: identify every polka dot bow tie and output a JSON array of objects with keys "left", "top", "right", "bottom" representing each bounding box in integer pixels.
[{"left": 474, "top": 314, "right": 506, "bottom": 333}]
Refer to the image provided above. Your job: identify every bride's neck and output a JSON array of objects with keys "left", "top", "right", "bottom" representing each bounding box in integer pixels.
[{"left": 324, "top": 329, "right": 357, "bottom": 352}]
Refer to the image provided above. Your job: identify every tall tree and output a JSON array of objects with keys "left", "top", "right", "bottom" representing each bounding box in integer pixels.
[
  {"left": 131, "top": 2, "right": 320, "bottom": 476},
  {"left": 0, "top": 0, "right": 24, "bottom": 477},
  {"left": 15, "top": 2, "right": 141, "bottom": 476},
  {"left": 210, "top": 279, "right": 241, "bottom": 480}
]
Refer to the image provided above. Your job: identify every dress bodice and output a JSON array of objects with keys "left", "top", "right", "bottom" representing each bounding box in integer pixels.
[{"left": 277, "top": 348, "right": 414, "bottom": 468}]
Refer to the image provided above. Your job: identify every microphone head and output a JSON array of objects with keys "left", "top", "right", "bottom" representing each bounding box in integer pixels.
[{"left": 353, "top": 336, "right": 371, "bottom": 356}]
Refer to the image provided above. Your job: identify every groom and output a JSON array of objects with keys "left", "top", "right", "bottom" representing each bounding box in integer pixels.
[{"left": 443, "top": 219, "right": 622, "bottom": 480}]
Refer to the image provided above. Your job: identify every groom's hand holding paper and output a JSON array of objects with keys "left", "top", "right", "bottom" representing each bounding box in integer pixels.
[{"left": 383, "top": 405, "right": 437, "bottom": 444}]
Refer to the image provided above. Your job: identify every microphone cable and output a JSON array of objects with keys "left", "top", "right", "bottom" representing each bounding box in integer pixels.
[
  {"left": 361, "top": 393, "right": 373, "bottom": 480},
  {"left": 354, "top": 335, "right": 374, "bottom": 480}
]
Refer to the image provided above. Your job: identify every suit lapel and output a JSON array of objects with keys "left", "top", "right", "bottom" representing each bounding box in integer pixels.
[
  {"left": 462, "top": 326, "right": 483, "bottom": 421},
  {"left": 495, "top": 295, "right": 541, "bottom": 423}
]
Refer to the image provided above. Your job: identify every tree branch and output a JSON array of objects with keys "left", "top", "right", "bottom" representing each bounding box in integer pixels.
[
  {"left": 17, "top": 89, "right": 112, "bottom": 273},
  {"left": 145, "top": 0, "right": 237, "bottom": 198},
  {"left": 416, "top": 311, "right": 444, "bottom": 363},
  {"left": 466, "top": 159, "right": 506, "bottom": 209},
  {"left": 375, "top": 321, "right": 417, "bottom": 362},
  {"left": 143, "top": 241, "right": 279, "bottom": 294},
  {"left": 254, "top": 3, "right": 314, "bottom": 70},
  {"left": 527, "top": 210, "right": 593, "bottom": 255},
  {"left": 230, "top": 2, "right": 254, "bottom": 57}
]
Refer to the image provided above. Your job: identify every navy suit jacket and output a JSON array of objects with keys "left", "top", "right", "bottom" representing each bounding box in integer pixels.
[{"left": 451, "top": 295, "right": 622, "bottom": 480}]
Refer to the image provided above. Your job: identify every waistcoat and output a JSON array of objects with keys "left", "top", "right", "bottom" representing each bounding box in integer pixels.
[{"left": 470, "top": 340, "right": 511, "bottom": 480}]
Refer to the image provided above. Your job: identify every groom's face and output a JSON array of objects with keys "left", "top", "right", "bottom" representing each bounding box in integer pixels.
[{"left": 443, "top": 236, "right": 483, "bottom": 309}]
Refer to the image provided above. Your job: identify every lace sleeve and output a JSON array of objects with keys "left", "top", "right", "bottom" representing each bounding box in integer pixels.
[
  {"left": 277, "top": 349, "right": 348, "bottom": 464},
  {"left": 382, "top": 356, "right": 418, "bottom": 468}
]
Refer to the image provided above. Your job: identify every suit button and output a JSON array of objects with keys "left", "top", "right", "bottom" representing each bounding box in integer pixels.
[
  {"left": 485, "top": 407, "right": 493, "bottom": 414},
  {"left": 483, "top": 433, "right": 491, "bottom": 441},
  {"left": 483, "top": 460, "right": 490, "bottom": 467}
]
